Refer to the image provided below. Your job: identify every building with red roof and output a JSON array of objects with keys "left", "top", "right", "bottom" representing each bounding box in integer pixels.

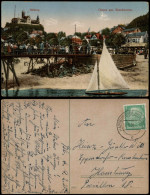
[{"left": 72, "top": 35, "right": 82, "bottom": 45}]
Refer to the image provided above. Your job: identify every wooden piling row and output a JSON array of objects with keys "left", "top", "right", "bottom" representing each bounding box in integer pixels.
[
  {"left": 2, "top": 58, "right": 20, "bottom": 91},
  {"left": 1, "top": 54, "right": 92, "bottom": 91}
]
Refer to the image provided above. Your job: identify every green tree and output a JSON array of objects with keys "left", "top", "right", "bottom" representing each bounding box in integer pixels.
[
  {"left": 90, "top": 40, "right": 98, "bottom": 46},
  {"left": 90, "top": 31, "right": 96, "bottom": 36},
  {"left": 82, "top": 39, "right": 88, "bottom": 45},
  {"left": 16, "top": 32, "right": 28, "bottom": 43},
  {"left": 101, "top": 28, "right": 110, "bottom": 36},
  {"left": 74, "top": 32, "right": 81, "bottom": 38},
  {"left": 43, "top": 31, "right": 47, "bottom": 42},
  {"left": 81, "top": 32, "right": 88, "bottom": 39},
  {"left": 46, "top": 33, "right": 57, "bottom": 42},
  {"left": 60, "top": 37, "right": 72, "bottom": 46},
  {"left": 49, "top": 37, "right": 59, "bottom": 45},
  {"left": 57, "top": 31, "right": 66, "bottom": 40},
  {"left": 2, "top": 31, "right": 9, "bottom": 40},
  {"left": 35, "top": 35, "right": 42, "bottom": 45},
  {"left": 105, "top": 33, "right": 115, "bottom": 47},
  {"left": 112, "top": 34, "right": 126, "bottom": 48},
  {"left": 28, "top": 38, "right": 35, "bottom": 45}
]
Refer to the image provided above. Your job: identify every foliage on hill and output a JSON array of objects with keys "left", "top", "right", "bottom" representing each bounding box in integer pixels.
[
  {"left": 5, "top": 23, "right": 44, "bottom": 33},
  {"left": 2, "top": 22, "right": 45, "bottom": 43},
  {"left": 125, "top": 12, "right": 149, "bottom": 32}
]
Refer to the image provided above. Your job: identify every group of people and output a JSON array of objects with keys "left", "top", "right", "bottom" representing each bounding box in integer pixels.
[
  {"left": 1, "top": 42, "right": 37, "bottom": 55},
  {"left": 1, "top": 41, "right": 96, "bottom": 55}
]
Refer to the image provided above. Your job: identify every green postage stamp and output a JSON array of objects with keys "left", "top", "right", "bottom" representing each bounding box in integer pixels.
[{"left": 124, "top": 104, "right": 146, "bottom": 130}]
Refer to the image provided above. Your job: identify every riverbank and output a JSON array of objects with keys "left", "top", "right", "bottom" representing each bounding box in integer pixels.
[{"left": 1, "top": 55, "right": 149, "bottom": 90}]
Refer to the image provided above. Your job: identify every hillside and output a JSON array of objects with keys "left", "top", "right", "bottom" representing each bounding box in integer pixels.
[
  {"left": 2, "top": 22, "right": 45, "bottom": 43},
  {"left": 5, "top": 23, "right": 44, "bottom": 33},
  {"left": 126, "top": 12, "right": 149, "bottom": 32}
]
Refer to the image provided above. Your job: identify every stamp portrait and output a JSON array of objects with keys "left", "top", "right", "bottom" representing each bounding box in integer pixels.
[
  {"left": 117, "top": 104, "right": 146, "bottom": 141},
  {"left": 124, "top": 104, "right": 146, "bottom": 130}
]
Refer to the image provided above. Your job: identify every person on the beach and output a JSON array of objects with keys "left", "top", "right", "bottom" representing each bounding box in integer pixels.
[
  {"left": 69, "top": 44, "right": 73, "bottom": 54},
  {"left": 87, "top": 43, "right": 91, "bottom": 54},
  {"left": 45, "top": 42, "right": 49, "bottom": 54},
  {"left": 65, "top": 46, "right": 69, "bottom": 54},
  {"left": 144, "top": 49, "right": 148, "bottom": 59},
  {"left": 59, "top": 64, "right": 64, "bottom": 77},
  {"left": 72, "top": 65, "right": 76, "bottom": 75},
  {"left": 33, "top": 45, "right": 38, "bottom": 54},
  {"left": 7, "top": 43, "right": 12, "bottom": 54},
  {"left": 40, "top": 41, "right": 44, "bottom": 54}
]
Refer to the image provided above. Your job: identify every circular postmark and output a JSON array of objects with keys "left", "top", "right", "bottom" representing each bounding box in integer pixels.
[{"left": 117, "top": 110, "right": 146, "bottom": 141}]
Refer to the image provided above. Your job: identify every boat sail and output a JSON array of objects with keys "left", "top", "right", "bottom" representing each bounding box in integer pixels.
[{"left": 86, "top": 41, "right": 129, "bottom": 95}]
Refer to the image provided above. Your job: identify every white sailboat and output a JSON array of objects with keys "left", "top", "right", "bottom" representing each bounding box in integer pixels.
[{"left": 86, "top": 41, "right": 129, "bottom": 95}]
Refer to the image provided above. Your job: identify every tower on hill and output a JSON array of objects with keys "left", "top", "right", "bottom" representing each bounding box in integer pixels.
[
  {"left": 22, "top": 10, "right": 25, "bottom": 18},
  {"left": 11, "top": 10, "right": 40, "bottom": 25}
]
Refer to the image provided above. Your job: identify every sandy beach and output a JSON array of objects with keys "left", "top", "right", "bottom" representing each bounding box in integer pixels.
[{"left": 1, "top": 55, "right": 149, "bottom": 90}]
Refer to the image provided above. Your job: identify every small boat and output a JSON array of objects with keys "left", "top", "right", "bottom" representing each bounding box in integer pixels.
[{"left": 86, "top": 40, "right": 129, "bottom": 95}]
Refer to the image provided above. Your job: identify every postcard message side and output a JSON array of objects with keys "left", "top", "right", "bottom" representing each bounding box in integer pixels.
[
  {"left": 1, "top": 99, "right": 149, "bottom": 194},
  {"left": 1, "top": 100, "right": 70, "bottom": 194}
]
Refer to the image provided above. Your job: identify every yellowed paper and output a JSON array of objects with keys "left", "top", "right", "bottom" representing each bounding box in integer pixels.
[{"left": 1, "top": 99, "right": 149, "bottom": 194}]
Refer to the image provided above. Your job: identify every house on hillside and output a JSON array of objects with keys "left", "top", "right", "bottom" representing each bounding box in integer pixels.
[
  {"left": 72, "top": 35, "right": 82, "bottom": 45},
  {"left": 90, "top": 33, "right": 103, "bottom": 40},
  {"left": 29, "top": 30, "right": 43, "bottom": 39},
  {"left": 84, "top": 34, "right": 91, "bottom": 43},
  {"left": 126, "top": 31, "right": 148, "bottom": 43},
  {"left": 84, "top": 34, "right": 92, "bottom": 40},
  {"left": 95, "top": 33, "right": 103, "bottom": 40},
  {"left": 122, "top": 27, "right": 141, "bottom": 35},
  {"left": 29, "top": 34, "right": 38, "bottom": 39},
  {"left": 32, "top": 30, "right": 43, "bottom": 35},
  {"left": 111, "top": 25, "right": 125, "bottom": 34},
  {"left": 90, "top": 34, "right": 97, "bottom": 40}
]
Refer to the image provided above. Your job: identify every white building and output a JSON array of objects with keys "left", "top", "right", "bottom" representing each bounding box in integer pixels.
[{"left": 126, "top": 31, "right": 148, "bottom": 43}]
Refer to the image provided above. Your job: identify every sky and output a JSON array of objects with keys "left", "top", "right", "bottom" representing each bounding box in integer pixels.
[{"left": 1, "top": 1, "right": 149, "bottom": 35}]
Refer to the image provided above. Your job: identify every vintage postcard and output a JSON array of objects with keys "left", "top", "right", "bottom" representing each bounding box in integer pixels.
[
  {"left": 1, "top": 99, "right": 149, "bottom": 194},
  {"left": 1, "top": 1, "right": 149, "bottom": 97}
]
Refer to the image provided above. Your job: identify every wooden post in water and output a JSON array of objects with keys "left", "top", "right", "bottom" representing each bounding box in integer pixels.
[
  {"left": 2, "top": 58, "right": 20, "bottom": 92},
  {"left": 97, "top": 55, "right": 100, "bottom": 90},
  {"left": 10, "top": 60, "right": 20, "bottom": 86},
  {"left": 47, "top": 58, "right": 50, "bottom": 76},
  {"left": 28, "top": 58, "right": 32, "bottom": 72},
  {"left": 31, "top": 58, "right": 34, "bottom": 70},
  {"left": 2, "top": 60, "right": 8, "bottom": 91}
]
